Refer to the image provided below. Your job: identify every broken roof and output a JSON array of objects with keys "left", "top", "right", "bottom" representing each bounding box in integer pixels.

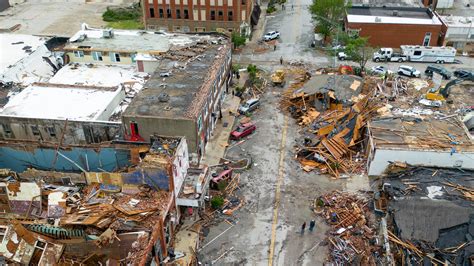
[
  {"left": 0, "top": 33, "right": 48, "bottom": 73},
  {"left": 0, "top": 33, "right": 59, "bottom": 86},
  {"left": 49, "top": 62, "right": 148, "bottom": 87},
  {"left": 347, "top": 6, "right": 442, "bottom": 25},
  {"left": 64, "top": 24, "right": 223, "bottom": 54},
  {"left": 299, "top": 74, "right": 363, "bottom": 101},
  {"left": 0, "top": 82, "right": 124, "bottom": 121},
  {"left": 123, "top": 41, "right": 230, "bottom": 119},
  {"left": 382, "top": 165, "right": 474, "bottom": 263},
  {"left": 369, "top": 117, "right": 474, "bottom": 151}
]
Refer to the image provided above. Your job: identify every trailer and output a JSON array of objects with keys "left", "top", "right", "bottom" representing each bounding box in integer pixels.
[{"left": 400, "top": 45, "right": 456, "bottom": 63}]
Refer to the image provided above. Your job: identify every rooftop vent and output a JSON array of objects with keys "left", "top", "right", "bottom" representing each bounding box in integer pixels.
[
  {"left": 158, "top": 93, "right": 170, "bottom": 102},
  {"left": 392, "top": 10, "right": 398, "bottom": 16}
]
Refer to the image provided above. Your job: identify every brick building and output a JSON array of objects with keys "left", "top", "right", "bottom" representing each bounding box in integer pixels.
[
  {"left": 141, "top": 0, "right": 260, "bottom": 34},
  {"left": 345, "top": 6, "right": 447, "bottom": 48}
]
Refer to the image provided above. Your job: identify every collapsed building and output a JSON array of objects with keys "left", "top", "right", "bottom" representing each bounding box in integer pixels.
[
  {"left": 0, "top": 25, "right": 228, "bottom": 264},
  {"left": 0, "top": 24, "right": 232, "bottom": 173},
  {"left": 376, "top": 164, "right": 474, "bottom": 265},
  {"left": 281, "top": 66, "right": 474, "bottom": 177},
  {"left": 0, "top": 135, "right": 212, "bottom": 264}
]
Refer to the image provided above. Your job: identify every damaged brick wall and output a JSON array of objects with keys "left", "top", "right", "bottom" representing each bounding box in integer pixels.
[{"left": 0, "top": 116, "right": 122, "bottom": 145}]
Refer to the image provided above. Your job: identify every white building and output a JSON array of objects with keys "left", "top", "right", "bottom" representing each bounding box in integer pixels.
[
  {"left": 441, "top": 15, "right": 474, "bottom": 52},
  {"left": 367, "top": 118, "right": 474, "bottom": 176}
]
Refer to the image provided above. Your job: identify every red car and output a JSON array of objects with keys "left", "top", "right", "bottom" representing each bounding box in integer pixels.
[{"left": 230, "top": 122, "right": 256, "bottom": 140}]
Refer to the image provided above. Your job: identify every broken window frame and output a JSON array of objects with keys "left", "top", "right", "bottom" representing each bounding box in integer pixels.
[
  {"left": 197, "top": 115, "right": 203, "bottom": 131},
  {"left": 30, "top": 240, "right": 47, "bottom": 265},
  {"left": 92, "top": 51, "right": 103, "bottom": 61},
  {"left": 1, "top": 123, "right": 14, "bottom": 138},
  {"left": 47, "top": 126, "right": 56, "bottom": 138},
  {"left": 150, "top": 7, "right": 155, "bottom": 18},
  {"left": 31, "top": 125, "right": 41, "bottom": 136},
  {"left": 131, "top": 53, "right": 137, "bottom": 63},
  {"left": 73, "top": 50, "right": 84, "bottom": 58},
  {"left": 109, "top": 52, "right": 121, "bottom": 62}
]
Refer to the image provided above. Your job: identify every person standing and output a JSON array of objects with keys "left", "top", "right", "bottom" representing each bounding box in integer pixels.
[
  {"left": 280, "top": 56, "right": 283, "bottom": 65},
  {"left": 301, "top": 222, "right": 306, "bottom": 235},
  {"left": 274, "top": 44, "right": 277, "bottom": 51},
  {"left": 309, "top": 220, "right": 316, "bottom": 232}
]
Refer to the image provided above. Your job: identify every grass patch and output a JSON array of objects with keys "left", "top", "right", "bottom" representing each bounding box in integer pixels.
[{"left": 106, "top": 20, "right": 144, "bottom": 30}]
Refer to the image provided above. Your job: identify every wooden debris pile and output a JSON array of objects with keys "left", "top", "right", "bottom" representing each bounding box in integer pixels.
[
  {"left": 314, "top": 191, "right": 379, "bottom": 265},
  {"left": 198, "top": 172, "right": 243, "bottom": 227},
  {"left": 296, "top": 92, "right": 380, "bottom": 177}
]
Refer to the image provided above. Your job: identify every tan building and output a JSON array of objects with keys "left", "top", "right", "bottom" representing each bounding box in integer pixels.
[{"left": 141, "top": 0, "right": 260, "bottom": 35}]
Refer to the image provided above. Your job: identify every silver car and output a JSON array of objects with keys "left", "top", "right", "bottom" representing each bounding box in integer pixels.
[
  {"left": 238, "top": 98, "right": 260, "bottom": 114},
  {"left": 397, "top": 65, "right": 421, "bottom": 78}
]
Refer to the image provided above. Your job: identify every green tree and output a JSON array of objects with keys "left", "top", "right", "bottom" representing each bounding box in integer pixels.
[
  {"left": 309, "top": 0, "right": 350, "bottom": 42},
  {"left": 344, "top": 37, "right": 374, "bottom": 71},
  {"left": 231, "top": 33, "right": 246, "bottom": 48}
]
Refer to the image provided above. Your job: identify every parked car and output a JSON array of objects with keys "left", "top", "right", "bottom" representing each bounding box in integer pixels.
[
  {"left": 425, "top": 65, "right": 452, "bottom": 80},
  {"left": 238, "top": 98, "right": 260, "bottom": 114},
  {"left": 371, "top": 65, "right": 393, "bottom": 76},
  {"left": 454, "top": 69, "right": 473, "bottom": 79},
  {"left": 337, "top": 51, "right": 349, "bottom": 60},
  {"left": 397, "top": 65, "right": 421, "bottom": 78},
  {"left": 230, "top": 122, "right": 256, "bottom": 140},
  {"left": 263, "top": 31, "right": 280, "bottom": 41}
]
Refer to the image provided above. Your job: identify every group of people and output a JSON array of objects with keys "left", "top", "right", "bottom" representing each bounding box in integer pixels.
[{"left": 300, "top": 220, "right": 316, "bottom": 235}]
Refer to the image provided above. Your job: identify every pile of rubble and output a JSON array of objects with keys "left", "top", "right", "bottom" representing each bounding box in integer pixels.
[
  {"left": 296, "top": 93, "right": 379, "bottom": 176},
  {"left": 313, "top": 191, "right": 380, "bottom": 265},
  {"left": 376, "top": 164, "right": 474, "bottom": 265},
  {"left": 0, "top": 173, "right": 171, "bottom": 264},
  {"left": 279, "top": 68, "right": 384, "bottom": 177}
]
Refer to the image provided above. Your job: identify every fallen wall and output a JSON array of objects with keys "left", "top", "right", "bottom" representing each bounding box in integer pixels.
[{"left": 0, "top": 145, "right": 133, "bottom": 173}]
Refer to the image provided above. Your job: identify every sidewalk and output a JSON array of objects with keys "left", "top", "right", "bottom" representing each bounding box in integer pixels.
[
  {"left": 173, "top": 219, "right": 201, "bottom": 265},
  {"left": 200, "top": 95, "right": 241, "bottom": 167}
]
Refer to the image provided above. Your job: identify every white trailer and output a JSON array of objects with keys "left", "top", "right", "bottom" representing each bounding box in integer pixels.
[{"left": 400, "top": 45, "right": 456, "bottom": 63}]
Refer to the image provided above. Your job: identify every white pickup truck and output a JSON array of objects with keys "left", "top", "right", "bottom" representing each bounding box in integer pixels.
[
  {"left": 263, "top": 31, "right": 280, "bottom": 41},
  {"left": 373, "top": 48, "right": 407, "bottom": 62}
]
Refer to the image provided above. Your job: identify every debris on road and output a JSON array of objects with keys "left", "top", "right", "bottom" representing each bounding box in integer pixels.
[{"left": 313, "top": 191, "right": 380, "bottom": 265}]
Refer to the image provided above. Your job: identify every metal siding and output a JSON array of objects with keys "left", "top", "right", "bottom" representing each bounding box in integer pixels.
[{"left": 0, "top": 147, "right": 132, "bottom": 173}]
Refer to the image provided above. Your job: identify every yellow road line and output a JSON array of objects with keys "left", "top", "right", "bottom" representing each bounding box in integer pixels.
[{"left": 268, "top": 114, "right": 288, "bottom": 266}]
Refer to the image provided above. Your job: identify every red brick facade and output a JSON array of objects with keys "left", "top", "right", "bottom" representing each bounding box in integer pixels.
[
  {"left": 142, "top": 0, "right": 255, "bottom": 33},
  {"left": 345, "top": 22, "right": 446, "bottom": 48}
]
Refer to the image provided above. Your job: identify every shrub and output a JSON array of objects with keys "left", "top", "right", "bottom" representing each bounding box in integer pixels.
[
  {"left": 102, "top": 7, "right": 141, "bottom": 22},
  {"left": 211, "top": 195, "right": 225, "bottom": 209},
  {"left": 267, "top": 5, "right": 276, "bottom": 13}
]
